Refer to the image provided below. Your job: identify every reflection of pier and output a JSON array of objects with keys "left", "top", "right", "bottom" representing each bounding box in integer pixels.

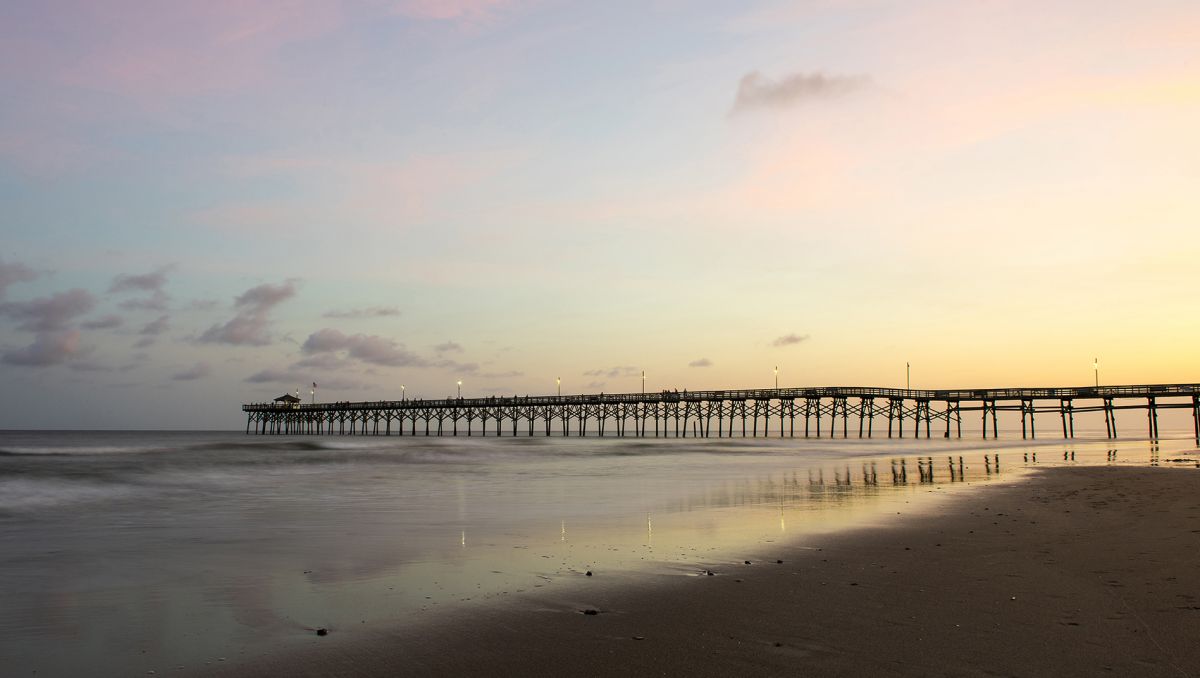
[{"left": 242, "top": 383, "right": 1200, "bottom": 441}]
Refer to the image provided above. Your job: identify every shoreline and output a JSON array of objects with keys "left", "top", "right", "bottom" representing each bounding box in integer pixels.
[{"left": 213, "top": 464, "right": 1200, "bottom": 677}]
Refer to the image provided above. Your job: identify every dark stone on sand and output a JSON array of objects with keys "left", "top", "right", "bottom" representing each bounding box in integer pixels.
[
  {"left": 582, "top": 609, "right": 599, "bottom": 616},
  {"left": 744, "top": 560, "right": 751, "bottom": 565},
  {"left": 776, "top": 560, "right": 783, "bottom": 564},
  {"left": 316, "top": 628, "right": 328, "bottom": 636},
  {"left": 633, "top": 636, "right": 645, "bottom": 640},
  {"left": 705, "top": 570, "right": 715, "bottom": 576},
  {"left": 586, "top": 571, "right": 592, "bottom": 577}
]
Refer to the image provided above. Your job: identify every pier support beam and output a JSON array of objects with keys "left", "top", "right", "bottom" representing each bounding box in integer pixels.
[
  {"left": 1147, "top": 396, "right": 1159, "bottom": 440},
  {"left": 1103, "top": 397, "right": 1117, "bottom": 438},
  {"left": 1194, "top": 395, "right": 1199, "bottom": 443}
]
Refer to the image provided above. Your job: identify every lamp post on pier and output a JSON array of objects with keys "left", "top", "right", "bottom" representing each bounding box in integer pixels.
[
  {"left": 401, "top": 385, "right": 405, "bottom": 402},
  {"left": 642, "top": 370, "right": 645, "bottom": 394},
  {"left": 457, "top": 380, "right": 462, "bottom": 399},
  {"left": 774, "top": 366, "right": 778, "bottom": 390},
  {"left": 906, "top": 362, "right": 910, "bottom": 390},
  {"left": 557, "top": 377, "right": 561, "bottom": 397},
  {"left": 1094, "top": 358, "right": 1099, "bottom": 388}
]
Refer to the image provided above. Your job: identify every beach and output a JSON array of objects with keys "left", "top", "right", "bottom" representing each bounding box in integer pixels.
[
  {"left": 3, "top": 433, "right": 1198, "bottom": 676},
  {"left": 217, "top": 464, "right": 1200, "bottom": 677}
]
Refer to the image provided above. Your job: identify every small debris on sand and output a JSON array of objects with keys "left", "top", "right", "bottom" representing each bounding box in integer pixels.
[
  {"left": 316, "top": 628, "right": 329, "bottom": 636},
  {"left": 582, "top": 609, "right": 599, "bottom": 616}
]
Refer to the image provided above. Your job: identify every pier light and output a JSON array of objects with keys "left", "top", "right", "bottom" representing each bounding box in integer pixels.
[
  {"left": 1093, "top": 358, "right": 1100, "bottom": 388},
  {"left": 457, "top": 380, "right": 462, "bottom": 398},
  {"left": 401, "top": 384, "right": 406, "bottom": 401},
  {"left": 774, "top": 366, "right": 779, "bottom": 390},
  {"left": 557, "top": 377, "right": 561, "bottom": 397},
  {"left": 642, "top": 370, "right": 646, "bottom": 394}
]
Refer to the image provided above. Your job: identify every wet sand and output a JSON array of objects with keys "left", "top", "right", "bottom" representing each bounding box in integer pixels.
[{"left": 214, "top": 465, "right": 1200, "bottom": 677}]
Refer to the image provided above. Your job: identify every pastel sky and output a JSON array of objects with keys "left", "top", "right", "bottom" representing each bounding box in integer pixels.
[{"left": 2, "top": 0, "right": 1198, "bottom": 429}]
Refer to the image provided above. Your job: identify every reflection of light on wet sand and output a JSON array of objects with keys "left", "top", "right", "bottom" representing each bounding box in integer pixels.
[{"left": 4, "top": 435, "right": 1196, "bottom": 677}]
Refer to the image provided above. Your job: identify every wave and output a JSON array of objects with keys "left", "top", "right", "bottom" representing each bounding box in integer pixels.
[{"left": 0, "top": 477, "right": 138, "bottom": 513}]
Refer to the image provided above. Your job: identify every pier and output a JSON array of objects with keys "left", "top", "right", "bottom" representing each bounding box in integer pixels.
[{"left": 243, "top": 383, "right": 1200, "bottom": 441}]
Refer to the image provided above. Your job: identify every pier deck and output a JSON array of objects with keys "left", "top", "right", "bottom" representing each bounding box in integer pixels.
[{"left": 244, "top": 383, "right": 1200, "bottom": 441}]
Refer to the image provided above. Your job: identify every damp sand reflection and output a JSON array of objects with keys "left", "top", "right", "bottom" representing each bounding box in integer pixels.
[{"left": 0, "top": 432, "right": 1195, "bottom": 675}]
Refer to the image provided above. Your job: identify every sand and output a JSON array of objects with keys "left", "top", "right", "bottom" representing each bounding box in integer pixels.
[{"left": 216, "top": 465, "right": 1200, "bottom": 677}]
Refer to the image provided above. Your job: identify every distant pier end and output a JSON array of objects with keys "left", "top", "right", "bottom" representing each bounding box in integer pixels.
[{"left": 243, "top": 384, "right": 1200, "bottom": 442}]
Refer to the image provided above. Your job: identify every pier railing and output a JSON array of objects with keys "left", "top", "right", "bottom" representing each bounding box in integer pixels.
[
  {"left": 245, "top": 383, "right": 1200, "bottom": 412},
  {"left": 243, "top": 383, "right": 1200, "bottom": 441}
]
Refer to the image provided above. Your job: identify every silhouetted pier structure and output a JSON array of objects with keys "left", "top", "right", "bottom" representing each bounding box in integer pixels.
[{"left": 243, "top": 383, "right": 1200, "bottom": 441}]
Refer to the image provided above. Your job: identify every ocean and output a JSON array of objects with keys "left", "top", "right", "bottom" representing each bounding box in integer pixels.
[{"left": 0, "top": 429, "right": 1195, "bottom": 675}]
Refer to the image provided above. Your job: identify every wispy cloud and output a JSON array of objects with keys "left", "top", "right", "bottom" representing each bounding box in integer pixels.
[
  {"left": 480, "top": 370, "right": 523, "bottom": 378},
  {"left": 322, "top": 306, "right": 401, "bottom": 319},
  {"left": 434, "top": 359, "right": 478, "bottom": 374},
  {"left": 140, "top": 315, "right": 169, "bottom": 336},
  {"left": 688, "top": 358, "right": 713, "bottom": 367},
  {"left": 110, "top": 267, "right": 171, "bottom": 294},
  {"left": 0, "top": 289, "right": 95, "bottom": 332},
  {"left": 245, "top": 367, "right": 300, "bottom": 384},
  {"left": 110, "top": 266, "right": 173, "bottom": 312},
  {"left": 81, "top": 314, "right": 124, "bottom": 330},
  {"left": 302, "top": 328, "right": 426, "bottom": 367},
  {"left": 1, "top": 330, "right": 84, "bottom": 367},
  {"left": 731, "top": 70, "right": 868, "bottom": 114},
  {"left": 134, "top": 314, "right": 170, "bottom": 348},
  {"left": 582, "top": 366, "right": 639, "bottom": 378},
  {"left": 0, "top": 258, "right": 38, "bottom": 298},
  {"left": 434, "top": 341, "right": 463, "bottom": 354},
  {"left": 184, "top": 299, "right": 219, "bottom": 312},
  {"left": 772, "top": 333, "right": 810, "bottom": 347},
  {"left": 173, "top": 361, "right": 211, "bottom": 381},
  {"left": 245, "top": 367, "right": 365, "bottom": 391},
  {"left": 291, "top": 353, "right": 351, "bottom": 370},
  {"left": 199, "top": 280, "right": 297, "bottom": 346}
]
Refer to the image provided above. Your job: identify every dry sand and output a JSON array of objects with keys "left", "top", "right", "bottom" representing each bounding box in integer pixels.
[{"left": 218, "top": 466, "right": 1200, "bottom": 677}]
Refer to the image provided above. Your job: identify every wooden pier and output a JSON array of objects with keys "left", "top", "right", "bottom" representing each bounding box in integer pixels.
[{"left": 243, "top": 383, "right": 1200, "bottom": 441}]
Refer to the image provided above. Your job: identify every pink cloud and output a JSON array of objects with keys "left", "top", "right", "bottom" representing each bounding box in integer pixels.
[
  {"left": 6, "top": 1, "right": 343, "bottom": 100},
  {"left": 2, "top": 330, "right": 84, "bottom": 367},
  {"left": 391, "top": 0, "right": 516, "bottom": 21}
]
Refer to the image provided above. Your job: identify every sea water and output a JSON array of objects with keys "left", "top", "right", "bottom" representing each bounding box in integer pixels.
[{"left": 0, "top": 429, "right": 1195, "bottom": 675}]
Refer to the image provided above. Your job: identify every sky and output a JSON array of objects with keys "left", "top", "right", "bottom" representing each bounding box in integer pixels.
[{"left": 2, "top": 0, "right": 1198, "bottom": 429}]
